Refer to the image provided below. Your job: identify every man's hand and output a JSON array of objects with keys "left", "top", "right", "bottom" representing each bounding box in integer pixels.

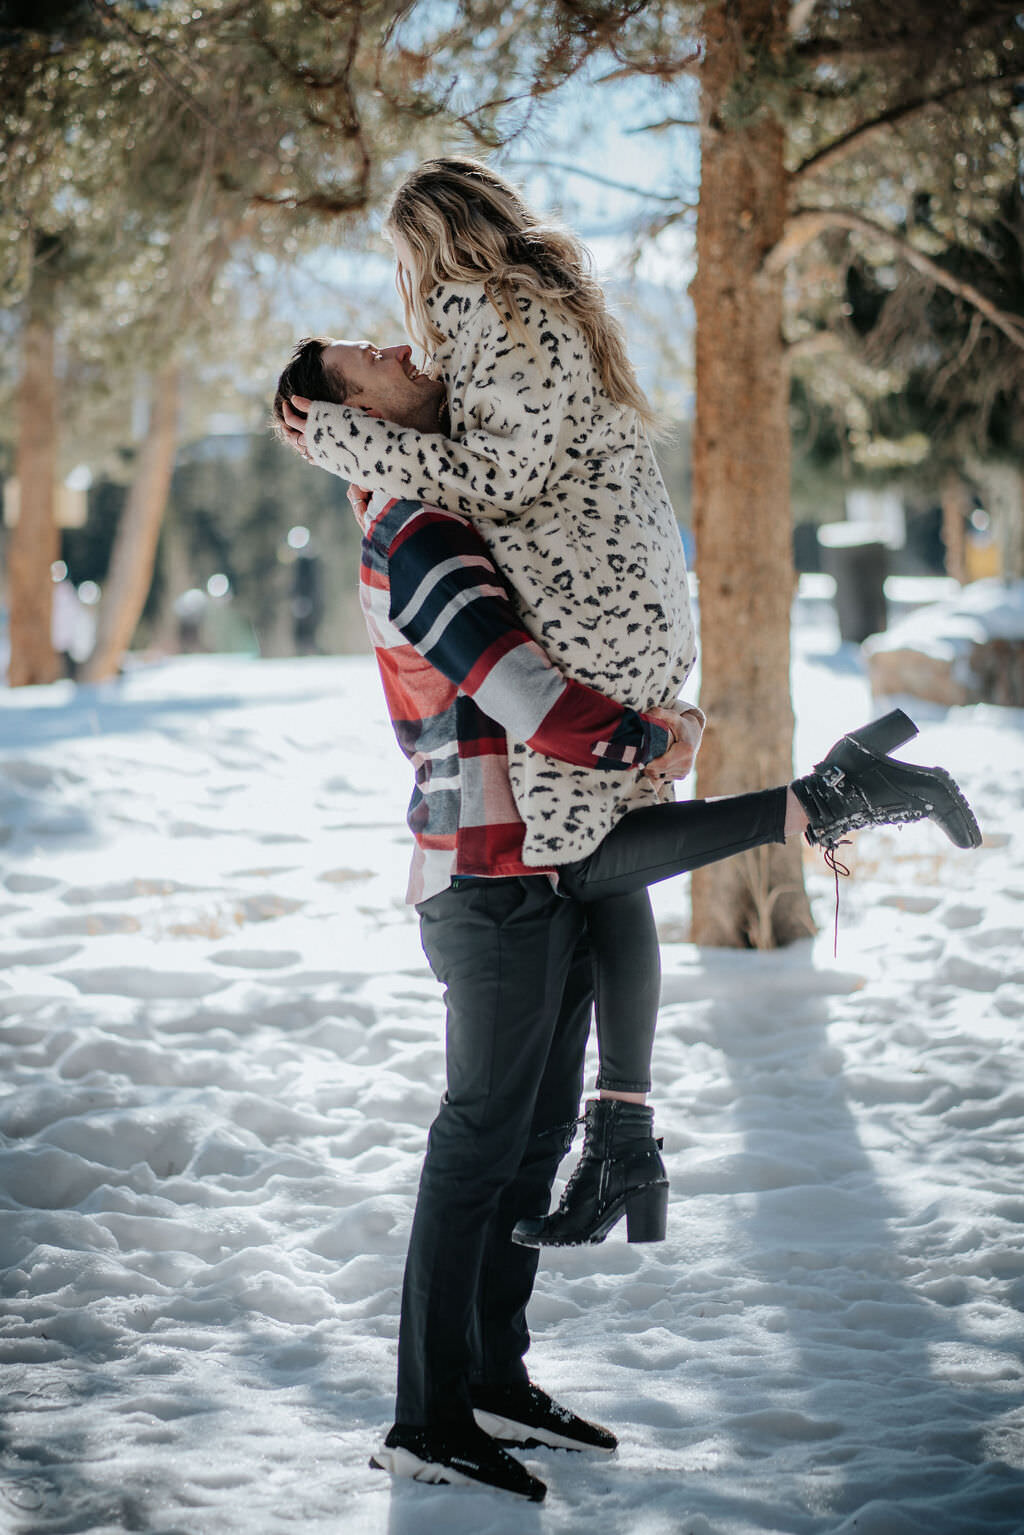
[
  {"left": 283, "top": 395, "right": 312, "bottom": 457},
  {"left": 643, "top": 706, "right": 704, "bottom": 783}
]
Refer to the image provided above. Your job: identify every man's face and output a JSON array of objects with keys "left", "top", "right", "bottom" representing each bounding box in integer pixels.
[{"left": 322, "top": 341, "right": 444, "bottom": 428}]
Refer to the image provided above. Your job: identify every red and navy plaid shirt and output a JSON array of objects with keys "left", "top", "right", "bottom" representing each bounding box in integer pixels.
[{"left": 358, "top": 495, "right": 673, "bottom": 904}]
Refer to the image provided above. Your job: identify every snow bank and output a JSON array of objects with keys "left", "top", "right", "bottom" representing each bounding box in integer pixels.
[{"left": 865, "top": 578, "right": 1024, "bottom": 666}]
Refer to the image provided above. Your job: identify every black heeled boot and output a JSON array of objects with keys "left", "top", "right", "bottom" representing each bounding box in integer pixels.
[
  {"left": 792, "top": 708, "right": 982, "bottom": 855},
  {"left": 511, "top": 1098, "right": 668, "bottom": 1249}
]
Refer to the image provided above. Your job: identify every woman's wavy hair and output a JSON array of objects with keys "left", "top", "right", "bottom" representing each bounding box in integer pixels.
[{"left": 384, "top": 156, "right": 659, "bottom": 432}]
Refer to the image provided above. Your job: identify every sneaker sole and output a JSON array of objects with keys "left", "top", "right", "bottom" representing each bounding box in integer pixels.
[
  {"left": 473, "top": 1408, "right": 617, "bottom": 1455},
  {"left": 370, "top": 1446, "right": 474, "bottom": 1487},
  {"left": 369, "top": 1446, "right": 546, "bottom": 1501}
]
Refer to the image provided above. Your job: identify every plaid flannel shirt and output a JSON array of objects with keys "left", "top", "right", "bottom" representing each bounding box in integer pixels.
[{"left": 358, "top": 495, "right": 673, "bottom": 905}]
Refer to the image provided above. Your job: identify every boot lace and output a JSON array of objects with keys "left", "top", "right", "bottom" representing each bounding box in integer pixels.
[{"left": 821, "top": 839, "right": 851, "bottom": 957}]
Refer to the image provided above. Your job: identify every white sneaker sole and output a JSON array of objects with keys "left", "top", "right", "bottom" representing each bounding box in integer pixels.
[
  {"left": 473, "top": 1408, "right": 616, "bottom": 1454},
  {"left": 370, "top": 1445, "right": 476, "bottom": 1487},
  {"left": 369, "top": 1443, "right": 546, "bottom": 1498}
]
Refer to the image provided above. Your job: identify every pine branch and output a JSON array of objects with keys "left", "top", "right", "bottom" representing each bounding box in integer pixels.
[
  {"left": 766, "top": 208, "right": 1024, "bottom": 351},
  {"left": 794, "top": 3, "right": 1023, "bottom": 69},
  {"left": 87, "top": 0, "right": 220, "bottom": 133},
  {"left": 793, "top": 70, "right": 1024, "bottom": 181}
]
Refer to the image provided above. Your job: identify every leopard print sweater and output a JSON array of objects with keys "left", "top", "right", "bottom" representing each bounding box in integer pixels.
[{"left": 305, "top": 280, "right": 697, "bottom": 865}]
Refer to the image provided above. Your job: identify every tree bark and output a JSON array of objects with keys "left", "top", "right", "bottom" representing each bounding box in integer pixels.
[
  {"left": 8, "top": 262, "right": 61, "bottom": 688},
  {"left": 81, "top": 362, "right": 180, "bottom": 682},
  {"left": 940, "top": 468, "right": 970, "bottom": 585},
  {"left": 964, "top": 456, "right": 1024, "bottom": 582},
  {"left": 689, "top": 0, "right": 813, "bottom": 947}
]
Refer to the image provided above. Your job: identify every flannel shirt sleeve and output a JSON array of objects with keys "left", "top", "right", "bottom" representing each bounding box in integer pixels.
[{"left": 375, "top": 507, "right": 671, "bottom": 771}]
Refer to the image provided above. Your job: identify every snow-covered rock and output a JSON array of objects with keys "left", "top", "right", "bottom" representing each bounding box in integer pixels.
[{"left": 866, "top": 578, "right": 1024, "bottom": 706}]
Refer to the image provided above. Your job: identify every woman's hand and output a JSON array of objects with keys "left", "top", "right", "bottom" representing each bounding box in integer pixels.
[
  {"left": 347, "top": 482, "right": 372, "bottom": 520},
  {"left": 282, "top": 395, "right": 312, "bottom": 457},
  {"left": 643, "top": 706, "right": 704, "bottom": 783}
]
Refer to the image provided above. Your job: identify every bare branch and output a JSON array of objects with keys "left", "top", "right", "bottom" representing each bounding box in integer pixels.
[
  {"left": 625, "top": 116, "right": 700, "bottom": 134},
  {"left": 767, "top": 208, "right": 1024, "bottom": 351},
  {"left": 785, "top": 329, "right": 845, "bottom": 363},
  {"left": 794, "top": 70, "right": 1024, "bottom": 181},
  {"left": 505, "top": 158, "right": 693, "bottom": 204},
  {"left": 597, "top": 44, "right": 703, "bottom": 84},
  {"left": 929, "top": 309, "right": 985, "bottom": 398}
]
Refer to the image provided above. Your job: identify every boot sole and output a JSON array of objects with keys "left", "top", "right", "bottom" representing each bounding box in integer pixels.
[
  {"left": 512, "top": 1179, "right": 668, "bottom": 1248},
  {"left": 925, "top": 767, "right": 983, "bottom": 849}
]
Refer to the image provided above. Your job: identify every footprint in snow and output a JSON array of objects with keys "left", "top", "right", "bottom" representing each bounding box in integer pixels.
[
  {"left": 210, "top": 949, "right": 301, "bottom": 970},
  {"left": 877, "top": 892, "right": 941, "bottom": 914},
  {"left": 0, "top": 943, "right": 82, "bottom": 967},
  {"left": 5, "top": 873, "right": 62, "bottom": 894},
  {"left": 940, "top": 902, "right": 984, "bottom": 929},
  {"left": 61, "top": 878, "right": 202, "bottom": 905},
  {"left": 57, "top": 967, "right": 231, "bottom": 999}
]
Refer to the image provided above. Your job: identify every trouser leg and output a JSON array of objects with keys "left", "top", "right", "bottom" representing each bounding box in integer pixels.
[
  {"left": 585, "top": 891, "right": 660, "bottom": 1093},
  {"left": 559, "top": 787, "right": 788, "bottom": 902},
  {"left": 471, "top": 930, "right": 593, "bottom": 1386},
  {"left": 395, "top": 877, "right": 589, "bottom": 1429},
  {"left": 555, "top": 789, "right": 786, "bottom": 1100}
]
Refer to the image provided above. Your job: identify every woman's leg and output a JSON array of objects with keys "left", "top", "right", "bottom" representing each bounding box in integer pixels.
[
  {"left": 584, "top": 889, "right": 660, "bottom": 1103},
  {"left": 514, "top": 789, "right": 791, "bottom": 1251},
  {"left": 559, "top": 786, "right": 790, "bottom": 903}
]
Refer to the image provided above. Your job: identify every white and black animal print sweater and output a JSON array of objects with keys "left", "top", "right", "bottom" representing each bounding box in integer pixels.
[{"left": 305, "top": 280, "right": 697, "bottom": 865}]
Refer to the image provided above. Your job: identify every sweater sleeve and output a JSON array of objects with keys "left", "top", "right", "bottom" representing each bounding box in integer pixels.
[
  {"left": 304, "top": 297, "right": 573, "bottom": 522},
  {"left": 376, "top": 505, "right": 671, "bottom": 770}
]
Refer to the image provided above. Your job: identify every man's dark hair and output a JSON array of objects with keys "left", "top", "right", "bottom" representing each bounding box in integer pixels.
[{"left": 271, "top": 337, "right": 349, "bottom": 443}]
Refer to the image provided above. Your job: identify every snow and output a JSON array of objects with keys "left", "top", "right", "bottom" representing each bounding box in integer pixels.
[
  {"left": 864, "top": 578, "right": 1024, "bottom": 670},
  {"left": 2, "top": 627, "right": 1024, "bottom": 1535}
]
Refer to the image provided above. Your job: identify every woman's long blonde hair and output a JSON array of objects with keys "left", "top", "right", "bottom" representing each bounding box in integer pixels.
[{"left": 384, "top": 156, "right": 658, "bottom": 431}]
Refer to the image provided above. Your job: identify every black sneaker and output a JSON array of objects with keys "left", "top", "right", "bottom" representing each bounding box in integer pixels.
[
  {"left": 472, "top": 1381, "right": 618, "bottom": 1454},
  {"left": 369, "top": 1421, "right": 546, "bottom": 1501}
]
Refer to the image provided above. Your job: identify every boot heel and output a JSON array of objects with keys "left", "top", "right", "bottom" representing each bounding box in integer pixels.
[
  {"left": 845, "top": 709, "right": 917, "bottom": 757},
  {"left": 624, "top": 1181, "right": 668, "bottom": 1243}
]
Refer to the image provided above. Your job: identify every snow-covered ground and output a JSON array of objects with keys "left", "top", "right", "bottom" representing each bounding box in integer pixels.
[{"left": 2, "top": 620, "right": 1023, "bottom": 1535}]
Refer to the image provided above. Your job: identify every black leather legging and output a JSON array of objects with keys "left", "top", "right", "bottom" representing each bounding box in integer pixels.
[{"left": 558, "top": 788, "right": 788, "bottom": 1091}]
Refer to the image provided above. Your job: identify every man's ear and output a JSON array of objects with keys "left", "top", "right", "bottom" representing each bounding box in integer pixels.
[{"left": 361, "top": 407, "right": 385, "bottom": 420}]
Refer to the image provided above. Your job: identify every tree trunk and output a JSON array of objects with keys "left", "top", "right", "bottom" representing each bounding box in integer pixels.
[
  {"left": 689, "top": 0, "right": 813, "bottom": 947},
  {"left": 7, "top": 263, "right": 61, "bottom": 688},
  {"left": 964, "top": 457, "right": 1024, "bottom": 583},
  {"left": 940, "top": 468, "right": 970, "bottom": 585},
  {"left": 81, "top": 363, "right": 180, "bottom": 682}
]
